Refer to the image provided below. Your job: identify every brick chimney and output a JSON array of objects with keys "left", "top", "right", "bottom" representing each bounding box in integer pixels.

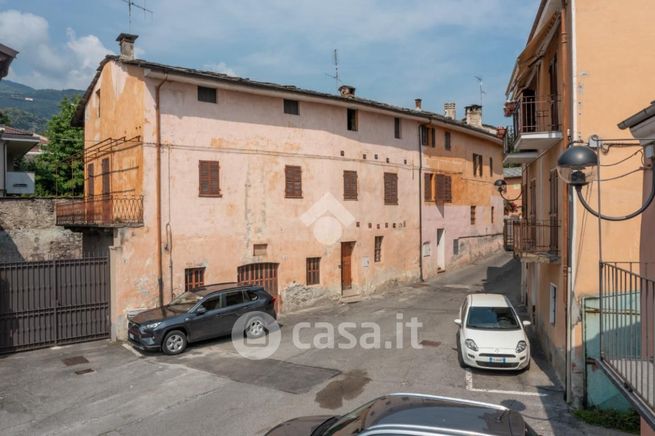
[
  {"left": 464, "top": 104, "right": 483, "bottom": 128},
  {"left": 415, "top": 98, "right": 422, "bottom": 111},
  {"left": 116, "top": 33, "right": 138, "bottom": 61},
  {"left": 339, "top": 85, "right": 356, "bottom": 98},
  {"left": 444, "top": 102, "right": 456, "bottom": 119}
]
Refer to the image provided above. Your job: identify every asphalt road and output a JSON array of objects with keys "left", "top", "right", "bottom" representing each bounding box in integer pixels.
[{"left": 0, "top": 253, "right": 625, "bottom": 435}]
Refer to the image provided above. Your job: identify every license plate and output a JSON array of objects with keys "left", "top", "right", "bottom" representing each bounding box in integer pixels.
[
  {"left": 489, "top": 357, "right": 506, "bottom": 363},
  {"left": 129, "top": 333, "right": 135, "bottom": 340}
]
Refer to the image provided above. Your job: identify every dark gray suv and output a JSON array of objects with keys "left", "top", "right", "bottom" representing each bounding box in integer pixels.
[
  {"left": 266, "top": 393, "right": 539, "bottom": 435},
  {"left": 128, "top": 283, "right": 276, "bottom": 354}
]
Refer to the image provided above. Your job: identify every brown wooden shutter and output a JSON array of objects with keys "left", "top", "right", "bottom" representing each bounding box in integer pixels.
[
  {"left": 420, "top": 126, "right": 428, "bottom": 146},
  {"left": 431, "top": 127, "right": 435, "bottom": 147},
  {"left": 445, "top": 175, "right": 452, "bottom": 202},
  {"left": 384, "top": 173, "right": 398, "bottom": 205},
  {"left": 87, "top": 163, "right": 95, "bottom": 197},
  {"left": 343, "top": 170, "right": 358, "bottom": 200},
  {"left": 436, "top": 174, "right": 453, "bottom": 203},
  {"left": 199, "top": 160, "right": 221, "bottom": 197},
  {"left": 424, "top": 173, "right": 433, "bottom": 201},
  {"left": 101, "top": 158, "right": 110, "bottom": 196},
  {"left": 285, "top": 165, "right": 302, "bottom": 198}
]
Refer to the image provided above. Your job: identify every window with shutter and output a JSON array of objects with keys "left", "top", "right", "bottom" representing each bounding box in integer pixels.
[
  {"left": 420, "top": 126, "right": 428, "bottom": 146},
  {"left": 394, "top": 117, "right": 401, "bottom": 139},
  {"left": 383, "top": 173, "right": 398, "bottom": 205},
  {"left": 87, "top": 163, "right": 95, "bottom": 197},
  {"left": 284, "top": 99, "right": 300, "bottom": 115},
  {"left": 436, "top": 174, "right": 452, "bottom": 203},
  {"left": 549, "top": 169, "right": 559, "bottom": 252},
  {"left": 343, "top": 170, "right": 358, "bottom": 200},
  {"left": 374, "top": 236, "right": 383, "bottom": 262},
  {"left": 285, "top": 165, "right": 303, "bottom": 198},
  {"left": 306, "top": 257, "right": 320, "bottom": 285},
  {"left": 444, "top": 131, "right": 451, "bottom": 150},
  {"left": 470, "top": 206, "right": 476, "bottom": 225},
  {"left": 199, "top": 160, "right": 221, "bottom": 197},
  {"left": 430, "top": 127, "right": 435, "bottom": 147},
  {"left": 424, "top": 173, "right": 434, "bottom": 201},
  {"left": 347, "top": 109, "right": 358, "bottom": 131}
]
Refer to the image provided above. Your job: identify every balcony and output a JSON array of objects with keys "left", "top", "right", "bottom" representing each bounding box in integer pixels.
[
  {"left": 503, "top": 95, "right": 562, "bottom": 164},
  {"left": 597, "top": 262, "right": 655, "bottom": 427},
  {"left": 56, "top": 195, "right": 143, "bottom": 228},
  {"left": 512, "top": 219, "right": 560, "bottom": 263}
]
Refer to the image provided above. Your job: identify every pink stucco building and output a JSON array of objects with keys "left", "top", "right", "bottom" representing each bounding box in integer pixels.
[{"left": 62, "top": 35, "right": 503, "bottom": 339}]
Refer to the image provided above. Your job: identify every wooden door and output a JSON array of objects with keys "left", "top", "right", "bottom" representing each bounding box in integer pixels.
[{"left": 341, "top": 242, "right": 355, "bottom": 293}]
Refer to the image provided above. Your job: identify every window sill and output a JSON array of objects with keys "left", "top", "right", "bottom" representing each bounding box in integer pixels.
[
  {"left": 285, "top": 196, "right": 303, "bottom": 199},
  {"left": 199, "top": 193, "right": 222, "bottom": 198},
  {"left": 384, "top": 202, "right": 399, "bottom": 206}
]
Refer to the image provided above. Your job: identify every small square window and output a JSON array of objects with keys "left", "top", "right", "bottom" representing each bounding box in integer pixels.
[
  {"left": 253, "top": 244, "right": 268, "bottom": 256},
  {"left": 284, "top": 99, "right": 299, "bottom": 115},
  {"left": 185, "top": 267, "right": 205, "bottom": 291},
  {"left": 197, "top": 86, "right": 217, "bottom": 103}
]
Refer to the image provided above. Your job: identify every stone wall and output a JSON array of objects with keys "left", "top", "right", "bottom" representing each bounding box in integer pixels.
[{"left": 0, "top": 198, "right": 82, "bottom": 263}]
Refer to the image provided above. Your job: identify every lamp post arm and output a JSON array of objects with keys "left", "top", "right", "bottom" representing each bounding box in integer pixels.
[
  {"left": 500, "top": 191, "right": 522, "bottom": 202},
  {"left": 575, "top": 170, "right": 655, "bottom": 221}
]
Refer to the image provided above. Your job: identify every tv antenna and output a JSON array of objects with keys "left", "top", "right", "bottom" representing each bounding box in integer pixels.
[
  {"left": 474, "top": 75, "right": 486, "bottom": 106},
  {"left": 325, "top": 49, "right": 341, "bottom": 89},
  {"left": 121, "top": 0, "right": 153, "bottom": 33}
]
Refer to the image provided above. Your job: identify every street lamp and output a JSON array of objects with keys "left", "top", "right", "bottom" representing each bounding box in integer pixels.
[
  {"left": 494, "top": 179, "right": 522, "bottom": 202},
  {"left": 556, "top": 142, "right": 655, "bottom": 221}
]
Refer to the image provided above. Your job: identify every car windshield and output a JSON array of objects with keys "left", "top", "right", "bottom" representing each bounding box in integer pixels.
[
  {"left": 466, "top": 306, "right": 520, "bottom": 330},
  {"left": 169, "top": 291, "right": 202, "bottom": 307}
]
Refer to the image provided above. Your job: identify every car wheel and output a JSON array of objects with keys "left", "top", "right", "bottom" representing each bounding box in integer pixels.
[
  {"left": 162, "top": 330, "right": 187, "bottom": 355},
  {"left": 245, "top": 316, "right": 266, "bottom": 339},
  {"left": 456, "top": 335, "right": 467, "bottom": 368}
]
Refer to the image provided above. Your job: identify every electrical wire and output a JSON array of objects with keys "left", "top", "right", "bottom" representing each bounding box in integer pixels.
[
  {"left": 599, "top": 148, "right": 642, "bottom": 167},
  {"left": 597, "top": 167, "right": 645, "bottom": 182}
]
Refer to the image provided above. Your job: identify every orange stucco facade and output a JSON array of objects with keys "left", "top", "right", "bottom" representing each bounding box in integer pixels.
[{"left": 505, "top": 0, "right": 655, "bottom": 429}]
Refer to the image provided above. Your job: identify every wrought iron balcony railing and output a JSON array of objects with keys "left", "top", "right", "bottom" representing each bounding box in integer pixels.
[
  {"left": 598, "top": 262, "right": 655, "bottom": 425},
  {"left": 506, "top": 94, "right": 561, "bottom": 135},
  {"left": 56, "top": 195, "right": 143, "bottom": 227},
  {"left": 512, "top": 219, "right": 560, "bottom": 260}
]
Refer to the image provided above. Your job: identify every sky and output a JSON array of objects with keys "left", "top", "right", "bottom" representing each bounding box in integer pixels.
[{"left": 0, "top": 0, "right": 538, "bottom": 126}]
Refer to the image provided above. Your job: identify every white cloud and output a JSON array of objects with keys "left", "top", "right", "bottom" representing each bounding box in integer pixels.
[
  {"left": 0, "top": 9, "right": 112, "bottom": 89},
  {"left": 202, "top": 62, "right": 237, "bottom": 76}
]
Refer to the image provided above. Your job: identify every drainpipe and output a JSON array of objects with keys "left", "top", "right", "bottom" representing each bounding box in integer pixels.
[
  {"left": 566, "top": 0, "right": 578, "bottom": 405},
  {"left": 155, "top": 74, "right": 169, "bottom": 307},
  {"left": 417, "top": 121, "right": 430, "bottom": 282}
]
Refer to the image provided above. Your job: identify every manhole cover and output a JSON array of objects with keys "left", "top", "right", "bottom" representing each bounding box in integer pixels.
[
  {"left": 420, "top": 340, "right": 441, "bottom": 347},
  {"left": 62, "top": 356, "right": 89, "bottom": 366},
  {"left": 74, "top": 368, "right": 95, "bottom": 375}
]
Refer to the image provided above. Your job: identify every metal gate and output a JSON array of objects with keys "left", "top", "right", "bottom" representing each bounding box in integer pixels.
[
  {"left": 0, "top": 257, "right": 110, "bottom": 354},
  {"left": 237, "top": 263, "right": 279, "bottom": 297}
]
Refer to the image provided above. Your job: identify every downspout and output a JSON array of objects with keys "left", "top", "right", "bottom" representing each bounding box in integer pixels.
[
  {"left": 155, "top": 74, "right": 169, "bottom": 307},
  {"left": 566, "top": 0, "right": 578, "bottom": 404},
  {"left": 417, "top": 123, "right": 426, "bottom": 282}
]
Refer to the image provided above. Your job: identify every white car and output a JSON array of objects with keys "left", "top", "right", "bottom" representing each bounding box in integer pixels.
[{"left": 454, "top": 293, "right": 531, "bottom": 371}]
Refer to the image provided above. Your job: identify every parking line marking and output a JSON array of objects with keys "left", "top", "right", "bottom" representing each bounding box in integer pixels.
[
  {"left": 465, "top": 369, "right": 547, "bottom": 397},
  {"left": 122, "top": 343, "right": 143, "bottom": 358}
]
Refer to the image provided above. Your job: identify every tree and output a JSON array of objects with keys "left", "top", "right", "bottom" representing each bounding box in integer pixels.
[
  {"left": 0, "top": 110, "right": 9, "bottom": 125},
  {"left": 32, "top": 96, "right": 84, "bottom": 196}
]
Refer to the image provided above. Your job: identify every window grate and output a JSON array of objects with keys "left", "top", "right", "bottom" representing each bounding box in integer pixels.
[
  {"left": 185, "top": 267, "right": 205, "bottom": 291},
  {"left": 285, "top": 165, "right": 302, "bottom": 198},
  {"left": 306, "top": 257, "right": 320, "bottom": 285}
]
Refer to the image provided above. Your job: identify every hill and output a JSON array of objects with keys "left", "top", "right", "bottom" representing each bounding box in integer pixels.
[{"left": 0, "top": 80, "right": 83, "bottom": 133}]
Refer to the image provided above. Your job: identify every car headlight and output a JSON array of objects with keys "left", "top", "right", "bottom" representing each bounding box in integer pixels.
[
  {"left": 464, "top": 339, "right": 478, "bottom": 351},
  {"left": 516, "top": 340, "right": 528, "bottom": 353},
  {"left": 144, "top": 321, "right": 161, "bottom": 330}
]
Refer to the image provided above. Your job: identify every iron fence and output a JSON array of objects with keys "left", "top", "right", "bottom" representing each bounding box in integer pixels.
[
  {"left": 56, "top": 195, "right": 143, "bottom": 227},
  {"left": 600, "top": 262, "right": 655, "bottom": 421},
  {"left": 512, "top": 219, "right": 560, "bottom": 258}
]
